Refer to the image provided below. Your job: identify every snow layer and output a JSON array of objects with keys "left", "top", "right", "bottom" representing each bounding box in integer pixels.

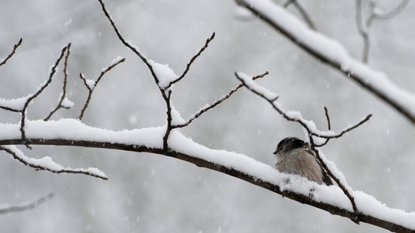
[{"left": 148, "top": 60, "right": 179, "bottom": 89}]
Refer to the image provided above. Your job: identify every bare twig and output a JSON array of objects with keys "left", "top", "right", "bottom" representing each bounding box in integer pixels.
[
  {"left": 44, "top": 43, "right": 72, "bottom": 121},
  {"left": 20, "top": 44, "right": 69, "bottom": 147},
  {"left": 0, "top": 193, "right": 54, "bottom": 214},
  {"left": 173, "top": 71, "right": 269, "bottom": 128},
  {"left": 283, "top": 0, "right": 316, "bottom": 30},
  {"left": 78, "top": 57, "right": 125, "bottom": 120},
  {"left": 97, "top": 0, "right": 160, "bottom": 86},
  {"left": 0, "top": 38, "right": 23, "bottom": 67},
  {"left": 163, "top": 32, "right": 216, "bottom": 90},
  {"left": 235, "top": 72, "right": 371, "bottom": 223},
  {"left": 163, "top": 90, "right": 173, "bottom": 152},
  {"left": 0, "top": 145, "right": 108, "bottom": 180}
]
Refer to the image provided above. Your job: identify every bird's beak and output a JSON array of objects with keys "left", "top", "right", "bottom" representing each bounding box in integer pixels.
[{"left": 273, "top": 150, "right": 278, "bottom": 155}]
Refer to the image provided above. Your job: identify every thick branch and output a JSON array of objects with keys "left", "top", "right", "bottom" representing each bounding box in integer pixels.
[{"left": 0, "top": 132, "right": 412, "bottom": 232}]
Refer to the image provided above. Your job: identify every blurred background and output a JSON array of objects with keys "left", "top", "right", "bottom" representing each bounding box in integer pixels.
[{"left": 1, "top": 0, "right": 414, "bottom": 232}]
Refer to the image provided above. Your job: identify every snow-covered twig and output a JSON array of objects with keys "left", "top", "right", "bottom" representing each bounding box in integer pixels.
[
  {"left": 0, "top": 38, "right": 22, "bottom": 67},
  {"left": 0, "top": 145, "right": 108, "bottom": 180},
  {"left": 44, "top": 43, "right": 73, "bottom": 121},
  {"left": 78, "top": 57, "right": 125, "bottom": 120},
  {"left": 0, "top": 193, "right": 54, "bottom": 214},
  {"left": 235, "top": 72, "right": 372, "bottom": 223},
  {"left": 235, "top": 0, "right": 415, "bottom": 125},
  {"left": 356, "top": 0, "right": 409, "bottom": 63}
]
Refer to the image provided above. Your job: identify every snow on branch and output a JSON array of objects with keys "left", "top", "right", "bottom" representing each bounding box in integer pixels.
[
  {"left": 0, "top": 193, "right": 53, "bottom": 214},
  {"left": 0, "top": 145, "right": 108, "bottom": 180},
  {"left": 235, "top": 71, "right": 373, "bottom": 223},
  {"left": 78, "top": 56, "right": 125, "bottom": 120},
  {"left": 235, "top": 0, "right": 415, "bottom": 125}
]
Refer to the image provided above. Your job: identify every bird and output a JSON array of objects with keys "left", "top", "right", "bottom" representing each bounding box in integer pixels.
[{"left": 273, "top": 137, "right": 333, "bottom": 186}]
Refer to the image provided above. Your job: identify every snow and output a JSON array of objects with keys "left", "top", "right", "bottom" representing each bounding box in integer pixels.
[
  {"left": 236, "top": 72, "right": 278, "bottom": 100},
  {"left": 0, "top": 96, "right": 29, "bottom": 111},
  {"left": 148, "top": 60, "right": 179, "bottom": 89},
  {"left": 86, "top": 79, "right": 95, "bottom": 89},
  {"left": 110, "top": 56, "right": 125, "bottom": 67},
  {"left": 170, "top": 103, "right": 186, "bottom": 125},
  {"left": 61, "top": 97, "right": 74, "bottom": 108},
  {"left": 240, "top": 0, "right": 415, "bottom": 119}
]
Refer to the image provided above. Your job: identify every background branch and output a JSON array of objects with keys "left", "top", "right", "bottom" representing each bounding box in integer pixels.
[
  {"left": 236, "top": 0, "right": 415, "bottom": 126},
  {"left": 0, "top": 193, "right": 54, "bottom": 214}
]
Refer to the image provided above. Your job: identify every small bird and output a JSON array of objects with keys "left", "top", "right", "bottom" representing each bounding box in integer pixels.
[{"left": 273, "top": 137, "right": 333, "bottom": 186}]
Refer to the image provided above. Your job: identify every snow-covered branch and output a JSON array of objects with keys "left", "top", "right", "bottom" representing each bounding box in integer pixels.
[
  {"left": 235, "top": 0, "right": 415, "bottom": 125},
  {"left": 0, "top": 120, "right": 413, "bottom": 232}
]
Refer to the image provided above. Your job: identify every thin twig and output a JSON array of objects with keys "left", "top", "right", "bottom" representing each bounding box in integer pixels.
[
  {"left": 0, "top": 38, "right": 23, "bottom": 67},
  {"left": 283, "top": 0, "right": 316, "bottom": 30},
  {"left": 173, "top": 71, "right": 269, "bottom": 128},
  {"left": 163, "top": 90, "right": 173, "bottom": 152},
  {"left": 311, "top": 114, "right": 372, "bottom": 139},
  {"left": 44, "top": 43, "right": 72, "bottom": 121},
  {"left": 0, "top": 193, "right": 54, "bottom": 214},
  {"left": 97, "top": 0, "right": 160, "bottom": 86},
  {"left": 309, "top": 140, "right": 360, "bottom": 223},
  {"left": 20, "top": 44, "right": 69, "bottom": 147},
  {"left": 164, "top": 32, "right": 216, "bottom": 90},
  {"left": 78, "top": 58, "right": 125, "bottom": 120}
]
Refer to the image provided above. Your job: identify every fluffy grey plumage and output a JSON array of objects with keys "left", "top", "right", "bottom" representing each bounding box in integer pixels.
[{"left": 273, "top": 137, "right": 333, "bottom": 186}]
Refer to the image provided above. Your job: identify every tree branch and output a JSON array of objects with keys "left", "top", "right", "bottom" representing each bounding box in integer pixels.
[
  {"left": 0, "top": 145, "right": 107, "bottom": 180},
  {"left": 235, "top": 0, "right": 415, "bottom": 125},
  {"left": 78, "top": 57, "right": 125, "bottom": 120},
  {"left": 44, "top": 43, "right": 73, "bottom": 121},
  {"left": 283, "top": 0, "right": 317, "bottom": 30},
  {"left": 0, "top": 193, "right": 54, "bottom": 214},
  {"left": 0, "top": 38, "right": 22, "bottom": 67},
  {"left": 0, "top": 125, "right": 412, "bottom": 232}
]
